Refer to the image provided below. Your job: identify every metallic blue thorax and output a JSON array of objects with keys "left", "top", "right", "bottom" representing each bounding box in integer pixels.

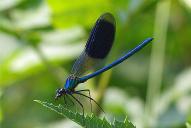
[{"left": 64, "top": 76, "right": 79, "bottom": 90}]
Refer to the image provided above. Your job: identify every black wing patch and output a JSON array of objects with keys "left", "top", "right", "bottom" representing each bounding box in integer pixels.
[{"left": 85, "top": 13, "right": 116, "bottom": 59}]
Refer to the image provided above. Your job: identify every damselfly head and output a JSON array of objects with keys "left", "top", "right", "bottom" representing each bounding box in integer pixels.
[{"left": 55, "top": 88, "right": 65, "bottom": 99}]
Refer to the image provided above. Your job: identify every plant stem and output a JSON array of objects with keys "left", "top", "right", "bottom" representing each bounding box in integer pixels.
[
  {"left": 94, "top": 69, "right": 112, "bottom": 114},
  {"left": 145, "top": 0, "right": 171, "bottom": 127}
]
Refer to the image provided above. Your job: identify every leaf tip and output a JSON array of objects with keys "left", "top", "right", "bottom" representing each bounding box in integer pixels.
[{"left": 33, "top": 100, "right": 40, "bottom": 103}]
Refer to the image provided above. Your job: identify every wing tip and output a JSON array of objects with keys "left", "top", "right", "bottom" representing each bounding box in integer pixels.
[{"left": 99, "top": 12, "right": 116, "bottom": 26}]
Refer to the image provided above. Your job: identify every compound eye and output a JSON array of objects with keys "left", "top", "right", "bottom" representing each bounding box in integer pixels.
[
  {"left": 60, "top": 88, "right": 64, "bottom": 92},
  {"left": 56, "top": 88, "right": 61, "bottom": 93},
  {"left": 55, "top": 88, "right": 64, "bottom": 99}
]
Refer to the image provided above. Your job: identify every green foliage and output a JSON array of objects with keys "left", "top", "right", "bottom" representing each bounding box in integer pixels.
[
  {"left": 186, "top": 122, "right": 191, "bottom": 128},
  {"left": 1, "top": 0, "right": 191, "bottom": 128},
  {"left": 34, "top": 100, "right": 135, "bottom": 128},
  {"left": 47, "top": 0, "right": 113, "bottom": 28}
]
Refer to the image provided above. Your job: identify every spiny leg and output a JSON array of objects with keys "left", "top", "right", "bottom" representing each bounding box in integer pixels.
[
  {"left": 66, "top": 94, "right": 74, "bottom": 106},
  {"left": 74, "top": 92, "right": 104, "bottom": 113},
  {"left": 63, "top": 95, "right": 67, "bottom": 105},
  {"left": 76, "top": 89, "right": 92, "bottom": 112},
  {"left": 70, "top": 94, "right": 85, "bottom": 117}
]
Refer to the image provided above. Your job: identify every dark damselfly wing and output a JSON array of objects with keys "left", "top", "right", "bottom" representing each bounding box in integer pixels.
[{"left": 71, "top": 13, "right": 116, "bottom": 76}]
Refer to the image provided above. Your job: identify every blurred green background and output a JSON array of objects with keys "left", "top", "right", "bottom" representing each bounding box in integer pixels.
[{"left": 0, "top": 0, "right": 191, "bottom": 128}]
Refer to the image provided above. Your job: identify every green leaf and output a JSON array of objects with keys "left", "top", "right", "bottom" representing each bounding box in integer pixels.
[
  {"left": 186, "top": 122, "right": 191, "bottom": 128},
  {"left": 47, "top": 0, "right": 113, "bottom": 28},
  {"left": 34, "top": 100, "right": 135, "bottom": 128}
]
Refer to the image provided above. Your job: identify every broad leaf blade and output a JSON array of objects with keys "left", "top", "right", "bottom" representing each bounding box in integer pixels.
[{"left": 34, "top": 100, "right": 135, "bottom": 128}]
